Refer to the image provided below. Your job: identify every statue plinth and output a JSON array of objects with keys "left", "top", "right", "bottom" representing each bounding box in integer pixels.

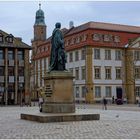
[{"left": 42, "top": 71, "right": 75, "bottom": 113}]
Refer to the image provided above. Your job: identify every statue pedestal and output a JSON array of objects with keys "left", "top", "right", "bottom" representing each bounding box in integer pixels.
[{"left": 42, "top": 71, "right": 75, "bottom": 113}]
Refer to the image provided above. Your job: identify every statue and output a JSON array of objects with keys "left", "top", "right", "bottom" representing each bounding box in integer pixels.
[{"left": 49, "top": 22, "right": 67, "bottom": 72}]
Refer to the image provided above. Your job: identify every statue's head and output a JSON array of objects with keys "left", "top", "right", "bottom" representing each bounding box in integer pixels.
[{"left": 55, "top": 22, "right": 61, "bottom": 29}]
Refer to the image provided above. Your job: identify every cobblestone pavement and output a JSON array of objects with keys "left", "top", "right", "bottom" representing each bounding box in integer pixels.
[{"left": 0, "top": 104, "right": 140, "bottom": 139}]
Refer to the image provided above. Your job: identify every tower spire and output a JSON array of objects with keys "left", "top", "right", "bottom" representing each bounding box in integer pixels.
[{"left": 39, "top": 3, "right": 41, "bottom": 9}]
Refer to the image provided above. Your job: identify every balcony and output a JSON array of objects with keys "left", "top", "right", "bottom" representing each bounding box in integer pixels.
[
  {"left": 19, "top": 76, "right": 24, "bottom": 83},
  {"left": 0, "top": 76, "right": 4, "bottom": 82},
  {"left": 0, "top": 60, "right": 4, "bottom": 66},
  {"left": 8, "top": 60, "right": 14, "bottom": 66},
  {"left": 18, "top": 60, "right": 24, "bottom": 66},
  {"left": 8, "top": 76, "right": 15, "bottom": 83}
]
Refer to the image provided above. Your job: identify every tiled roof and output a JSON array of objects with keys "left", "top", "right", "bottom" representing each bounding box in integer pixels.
[
  {"left": 65, "top": 21, "right": 140, "bottom": 36},
  {"left": 0, "top": 29, "right": 31, "bottom": 49},
  {"left": 45, "top": 28, "right": 69, "bottom": 43}
]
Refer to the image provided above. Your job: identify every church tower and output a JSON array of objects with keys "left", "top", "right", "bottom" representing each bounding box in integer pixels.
[
  {"left": 31, "top": 3, "right": 47, "bottom": 97},
  {"left": 32, "top": 3, "right": 47, "bottom": 54},
  {"left": 34, "top": 3, "right": 46, "bottom": 41}
]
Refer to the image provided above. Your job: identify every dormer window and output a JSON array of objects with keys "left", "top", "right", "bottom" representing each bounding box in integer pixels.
[
  {"left": 0, "top": 33, "right": 3, "bottom": 42},
  {"left": 5, "top": 34, "right": 14, "bottom": 43}
]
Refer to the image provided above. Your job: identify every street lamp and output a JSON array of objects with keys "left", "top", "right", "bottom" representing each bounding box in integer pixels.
[{"left": 19, "top": 83, "right": 23, "bottom": 106}]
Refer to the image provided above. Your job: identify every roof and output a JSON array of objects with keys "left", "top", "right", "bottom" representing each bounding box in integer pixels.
[
  {"left": 65, "top": 21, "right": 140, "bottom": 36},
  {"left": 0, "top": 29, "right": 31, "bottom": 49}
]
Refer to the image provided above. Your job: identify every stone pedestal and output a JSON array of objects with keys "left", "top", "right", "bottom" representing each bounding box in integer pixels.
[{"left": 42, "top": 71, "right": 75, "bottom": 113}]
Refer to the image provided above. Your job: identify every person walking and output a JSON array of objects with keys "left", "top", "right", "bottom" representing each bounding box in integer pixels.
[
  {"left": 39, "top": 96, "right": 43, "bottom": 112},
  {"left": 138, "top": 97, "right": 140, "bottom": 107},
  {"left": 112, "top": 96, "right": 115, "bottom": 104},
  {"left": 38, "top": 87, "right": 44, "bottom": 112},
  {"left": 102, "top": 97, "right": 108, "bottom": 110}
]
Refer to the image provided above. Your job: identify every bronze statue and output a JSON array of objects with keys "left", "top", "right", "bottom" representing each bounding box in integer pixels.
[{"left": 49, "top": 22, "right": 66, "bottom": 71}]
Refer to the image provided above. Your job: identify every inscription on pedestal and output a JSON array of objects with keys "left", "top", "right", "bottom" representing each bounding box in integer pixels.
[{"left": 45, "top": 84, "right": 52, "bottom": 97}]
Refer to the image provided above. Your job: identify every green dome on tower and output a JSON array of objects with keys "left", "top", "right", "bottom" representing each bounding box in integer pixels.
[{"left": 35, "top": 4, "right": 45, "bottom": 25}]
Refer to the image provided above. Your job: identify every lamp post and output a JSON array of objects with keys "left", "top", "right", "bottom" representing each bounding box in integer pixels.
[{"left": 19, "top": 83, "right": 23, "bottom": 106}]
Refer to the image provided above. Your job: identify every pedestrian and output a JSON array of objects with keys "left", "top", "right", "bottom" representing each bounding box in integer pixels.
[
  {"left": 22, "top": 98, "right": 25, "bottom": 106},
  {"left": 138, "top": 97, "right": 140, "bottom": 107},
  {"left": 112, "top": 96, "right": 115, "bottom": 104},
  {"left": 102, "top": 97, "right": 107, "bottom": 110},
  {"left": 38, "top": 96, "right": 43, "bottom": 112}
]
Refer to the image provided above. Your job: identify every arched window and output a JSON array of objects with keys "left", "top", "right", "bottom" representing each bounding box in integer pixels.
[{"left": 5, "top": 34, "right": 14, "bottom": 43}]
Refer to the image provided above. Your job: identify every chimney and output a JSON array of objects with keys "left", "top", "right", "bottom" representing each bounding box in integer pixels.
[{"left": 69, "top": 21, "right": 74, "bottom": 29}]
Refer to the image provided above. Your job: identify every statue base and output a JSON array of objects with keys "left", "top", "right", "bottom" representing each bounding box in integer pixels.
[{"left": 42, "top": 71, "right": 75, "bottom": 113}]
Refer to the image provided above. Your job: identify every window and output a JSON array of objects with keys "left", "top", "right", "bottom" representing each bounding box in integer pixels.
[
  {"left": 75, "top": 87, "right": 79, "bottom": 98},
  {"left": 18, "top": 50, "right": 24, "bottom": 60},
  {"left": 106, "top": 86, "right": 112, "bottom": 97},
  {"left": 115, "top": 50, "right": 122, "bottom": 60},
  {"left": 135, "top": 67, "right": 140, "bottom": 79},
  {"left": 0, "top": 67, "right": 4, "bottom": 76},
  {"left": 76, "top": 37, "right": 80, "bottom": 43},
  {"left": 114, "top": 36, "right": 120, "bottom": 43},
  {"left": 93, "top": 33, "right": 100, "bottom": 41},
  {"left": 83, "top": 34, "right": 88, "bottom": 41},
  {"left": 105, "top": 67, "right": 111, "bottom": 79},
  {"left": 8, "top": 67, "right": 14, "bottom": 76},
  {"left": 75, "top": 67, "right": 79, "bottom": 80},
  {"left": 94, "top": 67, "right": 101, "bottom": 79},
  {"left": 105, "top": 50, "right": 111, "bottom": 60},
  {"left": 82, "top": 86, "right": 86, "bottom": 98},
  {"left": 94, "top": 49, "right": 100, "bottom": 59},
  {"left": 134, "top": 51, "right": 140, "bottom": 60},
  {"left": 5, "top": 34, "right": 13, "bottom": 43},
  {"left": 81, "top": 49, "right": 86, "bottom": 60},
  {"left": 69, "top": 68, "right": 73, "bottom": 75},
  {"left": 8, "top": 50, "right": 14, "bottom": 60},
  {"left": 81, "top": 66, "right": 86, "bottom": 80},
  {"left": 75, "top": 51, "right": 79, "bottom": 61},
  {"left": 116, "top": 67, "right": 121, "bottom": 79},
  {"left": 104, "top": 34, "right": 110, "bottom": 42},
  {"left": 95, "top": 86, "right": 101, "bottom": 98},
  {"left": 0, "top": 83, "right": 4, "bottom": 94},
  {"left": 69, "top": 52, "right": 73, "bottom": 62},
  {"left": 8, "top": 83, "right": 14, "bottom": 92},
  {"left": 0, "top": 49, "right": 4, "bottom": 59},
  {"left": 18, "top": 67, "right": 24, "bottom": 76},
  {"left": 136, "top": 87, "right": 140, "bottom": 97},
  {"left": 0, "top": 34, "right": 3, "bottom": 42}
]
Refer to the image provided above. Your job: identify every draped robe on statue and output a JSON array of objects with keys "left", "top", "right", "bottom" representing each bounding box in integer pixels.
[{"left": 49, "top": 25, "right": 66, "bottom": 71}]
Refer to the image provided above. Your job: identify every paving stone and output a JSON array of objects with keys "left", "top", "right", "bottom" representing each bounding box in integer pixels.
[{"left": 0, "top": 105, "right": 140, "bottom": 138}]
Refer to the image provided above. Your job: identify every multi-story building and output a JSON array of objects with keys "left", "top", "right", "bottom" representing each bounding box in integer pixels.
[
  {"left": 0, "top": 30, "right": 31, "bottom": 105},
  {"left": 31, "top": 6, "right": 140, "bottom": 104}
]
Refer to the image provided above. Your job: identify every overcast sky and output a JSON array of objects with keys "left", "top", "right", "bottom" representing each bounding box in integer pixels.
[{"left": 0, "top": 1, "right": 140, "bottom": 45}]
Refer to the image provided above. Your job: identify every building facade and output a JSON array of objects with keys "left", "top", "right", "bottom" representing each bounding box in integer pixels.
[
  {"left": 31, "top": 7, "right": 140, "bottom": 104},
  {"left": 0, "top": 30, "right": 31, "bottom": 105}
]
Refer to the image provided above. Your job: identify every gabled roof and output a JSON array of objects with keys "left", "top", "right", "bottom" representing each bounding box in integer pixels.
[
  {"left": 65, "top": 21, "right": 140, "bottom": 36},
  {"left": 0, "top": 29, "right": 31, "bottom": 49}
]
